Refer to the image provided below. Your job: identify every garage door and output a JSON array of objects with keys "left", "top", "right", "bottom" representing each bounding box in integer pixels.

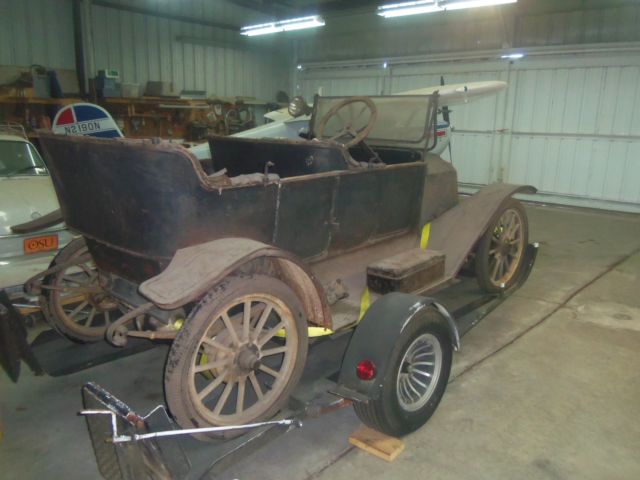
[{"left": 297, "top": 50, "right": 640, "bottom": 213}]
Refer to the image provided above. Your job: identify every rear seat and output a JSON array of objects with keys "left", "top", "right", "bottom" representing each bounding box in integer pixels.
[{"left": 207, "top": 135, "right": 351, "bottom": 178}]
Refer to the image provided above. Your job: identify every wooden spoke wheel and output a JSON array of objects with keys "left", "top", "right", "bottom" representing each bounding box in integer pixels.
[
  {"left": 475, "top": 199, "right": 529, "bottom": 293},
  {"left": 165, "top": 274, "right": 308, "bottom": 439},
  {"left": 41, "top": 238, "right": 123, "bottom": 343}
]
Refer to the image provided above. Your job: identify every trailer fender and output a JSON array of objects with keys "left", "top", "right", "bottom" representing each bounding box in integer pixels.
[
  {"left": 332, "top": 292, "right": 459, "bottom": 403},
  {"left": 138, "top": 238, "right": 331, "bottom": 328}
]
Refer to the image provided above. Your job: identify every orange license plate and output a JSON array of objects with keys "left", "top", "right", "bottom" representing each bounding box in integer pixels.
[{"left": 23, "top": 234, "right": 59, "bottom": 255}]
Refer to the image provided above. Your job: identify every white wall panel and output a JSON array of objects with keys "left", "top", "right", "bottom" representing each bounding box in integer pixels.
[
  {"left": 296, "top": 51, "right": 640, "bottom": 212},
  {"left": 448, "top": 133, "right": 494, "bottom": 185}
]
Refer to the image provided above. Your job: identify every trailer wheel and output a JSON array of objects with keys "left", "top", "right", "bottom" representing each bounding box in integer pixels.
[
  {"left": 165, "top": 274, "right": 308, "bottom": 439},
  {"left": 41, "top": 238, "right": 122, "bottom": 343},
  {"left": 475, "top": 198, "right": 528, "bottom": 293},
  {"left": 353, "top": 309, "right": 452, "bottom": 437}
]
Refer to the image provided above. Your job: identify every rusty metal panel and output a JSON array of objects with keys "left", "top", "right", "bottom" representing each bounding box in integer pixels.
[
  {"left": 329, "top": 170, "right": 379, "bottom": 252},
  {"left": 274, "top": 177, "right": 335, "bottom": 259},
  {"left": 374, "top": 164, "right": 424, "bottom": 236}
]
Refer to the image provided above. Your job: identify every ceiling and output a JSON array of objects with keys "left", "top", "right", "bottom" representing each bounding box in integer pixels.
[
  {"left": 225, "top": 0, "right": 640, "bottom": 23},
  {"left": 227, "top": 0, "right": 381, "bottom": 17},
  {"left": 98, "top": 0, "right": 640, "bottom": 32}
]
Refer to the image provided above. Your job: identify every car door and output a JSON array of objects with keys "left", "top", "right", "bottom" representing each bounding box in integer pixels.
[
  {"left": 329, "top": 162, "right": 424, "bottom": 253},
  {"left": 273, "top": 175, "right": 335, "bottom": 260}
]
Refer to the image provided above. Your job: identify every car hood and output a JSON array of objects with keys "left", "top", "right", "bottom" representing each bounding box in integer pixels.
[{"left": 0, "top": 176, "right": 61, "bottom": 235}]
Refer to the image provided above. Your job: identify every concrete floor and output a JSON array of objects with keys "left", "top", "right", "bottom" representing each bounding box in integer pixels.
[{"left": 1, "top": 203, "right": 639, "bottom": 479}]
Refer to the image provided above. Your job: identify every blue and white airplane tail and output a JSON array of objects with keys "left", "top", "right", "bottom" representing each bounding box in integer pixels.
[{"left": 52, "top": 103, "right": 123, "bottom": 138}]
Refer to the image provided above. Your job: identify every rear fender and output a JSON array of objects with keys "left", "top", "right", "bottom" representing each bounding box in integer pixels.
[
  {"left": 138, "top": 238, "right": 331, "bottom": 328},
  {"left": 332, "top": 292, "right": 459, "bottom": 403}
]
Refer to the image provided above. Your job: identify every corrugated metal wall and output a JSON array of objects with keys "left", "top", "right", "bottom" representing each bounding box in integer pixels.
[
  {"left": 89, "top": 3, "right": 290, "bottom": 100},
  {"left": 0, "top": 0, "right": 75, "bottom": 69},
  {"left": 99, "top": 0, "right": 266, "bottom": 27},
  {"left": 0, "top": 0, "right": 291, "bottom": 101},
  {"left": 296, "top": 1, "right": 640, "bottom": 63},
  {"left": 297, "top": 51, "right": 640, "bottom": 212}
]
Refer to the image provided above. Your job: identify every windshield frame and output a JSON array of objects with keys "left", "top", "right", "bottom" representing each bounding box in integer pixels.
[
  {"left": 0, "top": 140, "right": 49, "bottom": 177},
  {"left": 309, "top": 94, "right": 439, "bottom": 151}
]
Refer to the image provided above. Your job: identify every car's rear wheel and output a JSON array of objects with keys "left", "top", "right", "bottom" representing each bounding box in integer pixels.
[
  {"left": 475, "top": 198, "right": 528, "bottom": 293},
  {"left": 164, "top": 274, "right": 308, "bottom": 439},
  {"left": 353, "top": 308, "right": 452, "bottom": 437},
  {"left": 40, "top": 238, "right": 121, "bottom": 343}
]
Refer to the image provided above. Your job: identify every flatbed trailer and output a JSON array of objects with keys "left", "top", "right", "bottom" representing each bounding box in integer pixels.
[{"left": 78, "top": 244, "right": 536, "bottom": 479}]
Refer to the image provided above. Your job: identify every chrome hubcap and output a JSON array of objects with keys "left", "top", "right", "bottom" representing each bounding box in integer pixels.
[{"left": 396, "top": 333, "right": 442, "bottom": 412}]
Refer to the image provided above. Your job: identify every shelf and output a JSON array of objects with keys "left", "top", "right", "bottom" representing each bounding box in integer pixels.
[{"left": 0, "top": 96, "right": 82, "bottom": 106}]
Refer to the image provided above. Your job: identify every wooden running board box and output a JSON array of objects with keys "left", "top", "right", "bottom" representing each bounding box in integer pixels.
[{"left": 367, "top": 248, "right": 445, "bottom": 294}]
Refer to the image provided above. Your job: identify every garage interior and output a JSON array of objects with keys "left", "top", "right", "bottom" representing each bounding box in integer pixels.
[{"left": 0, "top": 0, "right": 639, "bottom": 479}]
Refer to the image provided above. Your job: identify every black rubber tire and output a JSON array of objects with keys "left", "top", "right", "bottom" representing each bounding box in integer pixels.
[
  {"left": 40, "top": 238, "right": 107, "bottom": 343},
  {"left": 353, "top": 308, "right": 453, "bottom": 437},
  {"left": 475, "top": 198, "right": 529, "bottom": 293},
  {"left": 164, "top": 274, "right": 308, "bottom": 440}
]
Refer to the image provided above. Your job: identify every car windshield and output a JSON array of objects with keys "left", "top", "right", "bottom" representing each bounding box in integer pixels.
[
  {"left": 0, "top": 140, "right": 48, "bottom": 177},
  {"left": 311, "top": 95, "right": 437, "bottom": 147}
]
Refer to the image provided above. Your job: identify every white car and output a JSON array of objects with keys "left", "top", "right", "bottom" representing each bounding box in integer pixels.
[{"left": 0, "top": 126, "right": 74, "bottom": 298}]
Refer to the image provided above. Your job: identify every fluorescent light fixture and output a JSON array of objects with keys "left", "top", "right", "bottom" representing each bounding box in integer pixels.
[
  {"left": 378, "top": 1, "right": 441, "bottom": 18},
  {"left": 501, "top": 52, "right": 524, "bottom": 59},
  {"left": 443, "top": 0, "right": 517, "bottom": 11},
  {"left": 240, "top": 15, "right": 325, "bottom": 36},
  {"left": 378, "top": 0, "right": 517, "bottom": 18}
]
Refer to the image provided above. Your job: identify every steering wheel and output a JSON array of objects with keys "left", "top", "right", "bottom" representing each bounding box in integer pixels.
[{"left": 315, "top": 97, "right": 378, "bottom": 148}]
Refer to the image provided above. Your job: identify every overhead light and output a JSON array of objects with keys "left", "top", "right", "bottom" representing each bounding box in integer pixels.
[
  {"left": 383, "top": 61, "right": 388, "bottom": 68},
  {"left": 501, "top": 52, "right": 524, "bottom": 59},
  {"left": 443, "top": 0, "right": 517, "bottom": 10},
  {"left": 240, "top": 15, "right": 325, "bottom": 36},
  {"left": 296, "top": 64, "right": 303, "bottom": 70},
  {"left": 378, "top": 1, "right": 441, "bottom": 17},
  {"left": 378, "top": 0, "right": 517, "bottom": 18}
]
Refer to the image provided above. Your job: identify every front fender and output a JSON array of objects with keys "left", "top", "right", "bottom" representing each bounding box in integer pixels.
[
  {"left": 138, "top": 238, "right": 331, "bottom": 328},
  {"left": 332, "top": 292, "right": 459, "bottom": 403},
  {"left": 428, "top": 183, "right": 536, "bottom": 279}
]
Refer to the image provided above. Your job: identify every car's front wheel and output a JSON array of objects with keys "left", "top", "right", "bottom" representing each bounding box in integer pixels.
[{"left": 475, "top": 198, "right": 529, "bottom": 293}]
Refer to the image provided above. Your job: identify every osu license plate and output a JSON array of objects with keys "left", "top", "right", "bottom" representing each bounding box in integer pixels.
[{"left": 23, "top": 234, "right": 59, "bottom": 255}]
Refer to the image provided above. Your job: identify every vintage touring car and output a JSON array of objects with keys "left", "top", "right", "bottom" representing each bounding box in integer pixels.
[{"left": 25, "top": 93, "right": 535, "bottom": 441}]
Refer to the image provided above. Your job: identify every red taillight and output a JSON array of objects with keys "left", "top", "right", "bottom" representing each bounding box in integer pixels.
[
  {"left": 356, "top": 360, "right": 377, "bottom": 380},
  {"left": 436, "top": 129, "right": 446, "bottom": 137}
]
